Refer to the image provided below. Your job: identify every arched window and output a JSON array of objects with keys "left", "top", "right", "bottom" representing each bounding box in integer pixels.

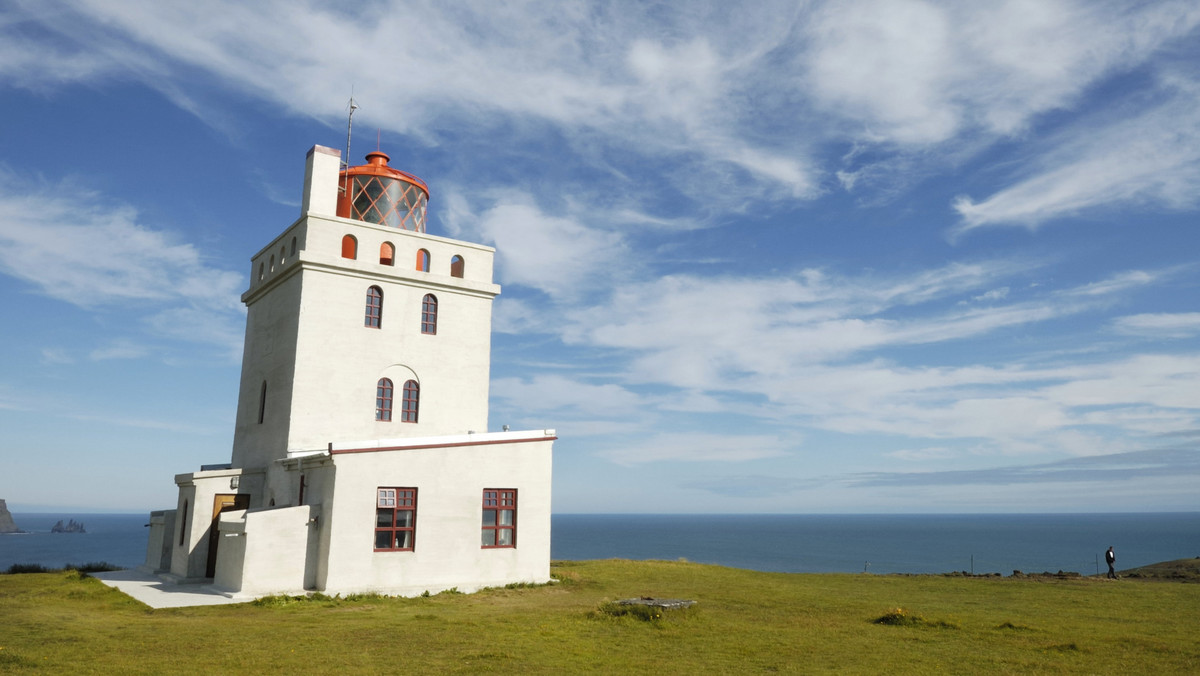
[
  {"left": 421, "top": 294, "right": 437, "bottom": 335},
  {"left": 450, "top": 255, "right": 464, "bottom": 278},
  {"left": 269, "top": 254, "right": 275, "bottom": 273},
  {"left": 290, "top": 237, "right": 297, "bottom": 258},
  {"left": 376, "top": 378, "right": 394, "bottom": 422},
  {"left": 380, "top": 242, "right": 394, "bottom": 266},
  {"left": 365, "top": 286, "right": 383, "bottom": 328},
  {"left": 416, "top": 249, "right": 430, "bottom": 272},
  {"left": 279, "top": 245, "right": 286, "bottom": 265},
  {"left": 401, "top": 380, "right": 419, "bottom": 423},
  {"left": 258, "top": 262, "right": 265, "bottom": 282},
  {"left": 341, "top": 234, "right": 358, "bottom": 259},
  {"left": 258, "top": 381, "right": 267, "bottom": 424}
]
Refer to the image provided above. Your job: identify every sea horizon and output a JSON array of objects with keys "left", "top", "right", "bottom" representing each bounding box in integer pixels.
[{"left": 3, "top": 511, "right": 1197, "bottom": 576}]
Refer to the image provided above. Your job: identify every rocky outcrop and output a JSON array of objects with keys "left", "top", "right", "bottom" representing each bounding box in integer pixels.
[
  {"left": 51, "top": 518, "right": 86, "bottom": 534},
  {"left": 0, "top": 499, "right": 24, "bottom": 534}
]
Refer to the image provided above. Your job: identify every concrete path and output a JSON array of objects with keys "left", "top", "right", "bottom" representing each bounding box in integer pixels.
[{"left": 91, "top": 569, "right": 250, "bottom": 609}]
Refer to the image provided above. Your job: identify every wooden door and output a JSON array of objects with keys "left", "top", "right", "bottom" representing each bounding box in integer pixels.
[{"left": 206, "top": 493, "right": 250, "bottom": 578}]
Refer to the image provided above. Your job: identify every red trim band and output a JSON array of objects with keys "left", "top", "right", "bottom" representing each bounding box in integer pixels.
[{"left": 331, "top": 435, "right": 557, "bottom": 455}]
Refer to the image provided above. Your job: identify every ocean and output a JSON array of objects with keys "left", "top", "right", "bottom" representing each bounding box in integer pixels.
[{"left": 2, "top": 512, "right": 1197, "bottom": 575}]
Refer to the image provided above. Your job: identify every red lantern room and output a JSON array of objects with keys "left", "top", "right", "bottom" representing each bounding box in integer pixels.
[{"left": 337, "top": 151, "right": 430, "bottom": 232}]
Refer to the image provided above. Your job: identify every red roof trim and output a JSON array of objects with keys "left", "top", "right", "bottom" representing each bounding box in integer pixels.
[{"left": 331, "top": 435, "right": 557, "bottom": 456}]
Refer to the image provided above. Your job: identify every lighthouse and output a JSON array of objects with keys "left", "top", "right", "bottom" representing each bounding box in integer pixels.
[{"left": 143, "top": 145, "right": 556, "bottom": 598}]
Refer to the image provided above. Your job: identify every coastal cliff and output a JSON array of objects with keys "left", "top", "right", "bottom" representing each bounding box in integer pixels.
[{"left": 0, "top": 499, "right": 24, "bottom": 534}]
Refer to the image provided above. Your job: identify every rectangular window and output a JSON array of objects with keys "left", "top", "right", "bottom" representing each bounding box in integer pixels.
[
  {"left": 481, "top": 489, "right": 516, "bottom": 548},
  {"left": 375, "top": 487, "right": 416, "bottom": 551}
]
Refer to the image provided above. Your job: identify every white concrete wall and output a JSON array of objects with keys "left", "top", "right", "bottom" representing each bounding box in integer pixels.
[
  {"left": 301, "top": 145, "right": 341, "bottom": 217},
  {"left": 142, "top": 510, "right": 174, "bottom": 573},
  {"left": 231, "top": 267, "right": 302, "bottom": 471},
  {"left": 169, "top": 470, "right": 248, "bottom": 581},
  {"left": 168, "top": 482, "right": 198, "bottom": 578},
  {"left": 318, "top": 433, "right": 553, "bottom": 596},
  {"left": 234, "top": 213, "right": 499, "bottom": 464},
  {"left": 213, "top": 504, "right": 318, "bottom": 596}
]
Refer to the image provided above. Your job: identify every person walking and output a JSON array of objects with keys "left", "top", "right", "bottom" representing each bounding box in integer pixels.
[{"left": 1105, "top": 546, "right": 1117, "bottom": 579}]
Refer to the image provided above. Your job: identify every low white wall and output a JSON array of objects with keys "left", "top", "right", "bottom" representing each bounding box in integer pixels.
[
  {"left": 214, "top": 504, "right": 317, "bottom": 597},
  {"left": 142, "top": 510, "right": 175, "bottom": 573}
]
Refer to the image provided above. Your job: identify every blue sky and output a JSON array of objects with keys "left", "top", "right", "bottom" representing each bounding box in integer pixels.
[{"left": 1, "top": 1, "right": 1199, "bottom": 514}]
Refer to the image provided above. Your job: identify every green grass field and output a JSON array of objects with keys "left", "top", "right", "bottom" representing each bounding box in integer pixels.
[{"left": 2, "top": 559, "right": 1198, "bottom": 674}]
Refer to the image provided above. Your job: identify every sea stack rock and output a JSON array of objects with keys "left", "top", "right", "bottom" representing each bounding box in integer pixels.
[
  {"left": 0, "top": 499, "right": 24, "bottom": 534},
  {"left": 51, "top": 518, "right": 86, "bottom": 534}
]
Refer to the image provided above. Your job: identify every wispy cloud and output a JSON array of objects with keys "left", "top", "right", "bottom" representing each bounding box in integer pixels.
[
  {"left": 598, "top": 433, "right": 792, "bottom": 466},
  {"left": 1112, "top": 312, "right": 1200, "bottom": 339},
  {"left": 443, "top": 188, "right": 628, "bottom": 300},
  {"left": 850, "top": 448, "right": 1200, "bottom": 487},
  {"left": 0, "top": 168, "right": 244, "bottom": 352},
  {"left": 12, "top": 1, "right": 1194, "bottom": 220},
  {"left": 953, "top": 75, "right": 1200, "bottom": 230}
]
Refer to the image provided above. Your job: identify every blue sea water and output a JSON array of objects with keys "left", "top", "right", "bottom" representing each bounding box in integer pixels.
[
  {"left": 2, "top": 512, "right": 1197, "bottom": 575},
  {"left": 0, "top": 513, "right": 151, "bottom": 571}
]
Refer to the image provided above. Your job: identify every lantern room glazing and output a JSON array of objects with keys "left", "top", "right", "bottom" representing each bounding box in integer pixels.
[{"left": 337, "top": 151, "right": 429, "bottom": 232}]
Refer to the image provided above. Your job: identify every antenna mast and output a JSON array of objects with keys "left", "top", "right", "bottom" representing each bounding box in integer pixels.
[{"left": 342, "top": 95, "right": 359, "bottom": 197}]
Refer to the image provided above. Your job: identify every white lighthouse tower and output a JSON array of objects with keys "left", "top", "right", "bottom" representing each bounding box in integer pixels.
[{"left": 143, "top": 145, "right": 556, "bottom": 598}]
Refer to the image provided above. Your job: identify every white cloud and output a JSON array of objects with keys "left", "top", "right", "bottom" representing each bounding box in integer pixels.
[
  {"left": 443, "top": 188, "right": 628, "bottom": 300},
  {"left": 1112, "top": 312, "right": 1200, "bottom": 339},
  {"left": 0, "top": 170, "right": 244, "bottom": 350},
  {"left": 40, "top": 348, "right": 74, "bottom": 365},
  {"left": 8, "top": 1, "right": 1198, "bottom": 219},
  {"left": 971, "top": 287, "right": 1010, "bottom": 303},
  {"left": 954, "top": 79, "right": 1200, "bottom": 230},
  {"left": 806, "top": 0, "right": 1200, "bottom": 144},
  {"left": 556, "top": 261, "right": 1153, "bottom": 390},
  {"left": 598, "top": 433, "right": 791, "bottom": 466},
  {"left": 89, "top": 341, "right": 149, "bottom": 361},
  {"left": 491, "top": 374, "right": 642, "bottom": 421}
]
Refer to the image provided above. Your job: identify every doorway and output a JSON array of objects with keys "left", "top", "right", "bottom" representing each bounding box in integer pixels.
[{"left": 206, "top": 493, "right": 250, "bottom": 578}]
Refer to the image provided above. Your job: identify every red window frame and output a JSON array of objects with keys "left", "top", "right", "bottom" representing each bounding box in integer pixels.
[
  {"left": 481, "top": 489, "right": 516, "bottom": 548},
  {"left": 374, "top": 487, "right": 416, "bottom": 551},
  {"left": 421, "top": 294, "right": 437, "bottom": 335},
  {"left": 376, "top": 378, "right": 393, "bottom": 421},
  {"left": 400, "top": 380, "right": 419, "bottom": 423},
  {"left": 365, "top": 286, "right": 383, "bottom": 328}
]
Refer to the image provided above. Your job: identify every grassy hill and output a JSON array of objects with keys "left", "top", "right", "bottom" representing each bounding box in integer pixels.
[
  {"left": 2, "top": 559, "right": 1198, "bottom": 674},
  {"left": 1119, "top": 557, "right": 1200, "bottom": 582}
]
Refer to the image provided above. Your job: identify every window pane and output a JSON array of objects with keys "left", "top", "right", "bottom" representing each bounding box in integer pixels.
[
  {"left": 482, "top": 530, "right": 496, "bottom": 547},
  {"left": 376, "top": 509, "right": 393, "bottom": 527},
  {"left": 498, "top": 510, "right": 514, "bottom": 526},
  {"left": 395, "top": 511, "right": 413, "bottom": 528},
  {"left": 497, "top": 529, "right": 513, "bottom": 546},
  {"left": 395, "top": 531, "right": 411, "bottom": 549},
  {"left": 375, "top": 531, "right": 391, "bottom": 549},
  {"left": 482, "top": 509, "right": 496, "bottom": 526}
]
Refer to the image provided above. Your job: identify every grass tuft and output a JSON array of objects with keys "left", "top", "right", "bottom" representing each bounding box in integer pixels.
[
  {"left": 252, "top": 595, "right": 309, "bottom": 608},
  {"left": 996, "top": 621, "right": 1035, "bottom": 631},
  {"left": 595, "top": 600, "right": 667, "bottom": 621},
  {"left": 4, "top": 561, "right": 122, "bottom": 575},
  {"left": 873, "top": 607, "right": 958, "bottom": 629},
  {"left": 5, "top": 563, "right": 50, "bottom": 575}
]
